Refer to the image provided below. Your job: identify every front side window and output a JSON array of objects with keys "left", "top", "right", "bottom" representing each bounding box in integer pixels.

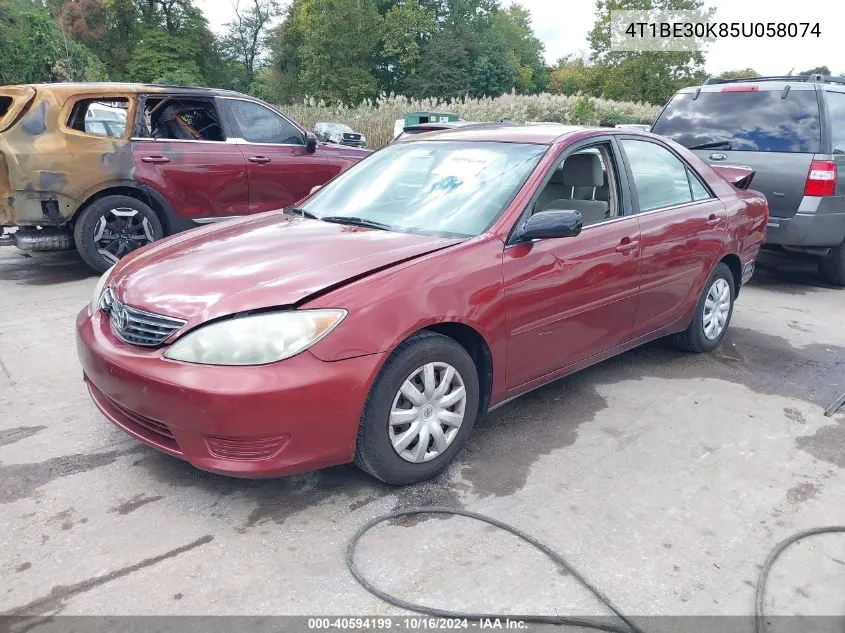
[
  {"left": 534, "top": 144, "right": 618, "bottom": 228},
  {"left": 228, "top": 100, "right": 303, "bottom": 145},
  {"left": 67, "top": 98, "right": 129, "bottom": 138},
  {"left": 300, "top": 141, "right": 547, "bottom": 237},
  {"left": 621, "top": 139, "right": 697, "bottom": 212}
]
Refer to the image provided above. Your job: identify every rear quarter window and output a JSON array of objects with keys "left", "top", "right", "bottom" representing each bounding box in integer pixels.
[
  {"left": 652, "top": 89, "right": 821, "bottom": 153},
  {"left": 67, "top": 98, "right": 129, "bottom": 138},
  {"left": 0, "top": 97, "right": 12, "bottom": 120}
]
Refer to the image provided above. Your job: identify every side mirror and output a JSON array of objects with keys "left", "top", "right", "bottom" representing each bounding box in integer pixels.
[
  {"left": 516, "top": 209, "right": 583, "bottom": 242},
  {"left": 309, "top": 184, "right": 323, "bottom": 195},
  {"left": 305, "top": 132, "right": 318, "bottom": 154}
]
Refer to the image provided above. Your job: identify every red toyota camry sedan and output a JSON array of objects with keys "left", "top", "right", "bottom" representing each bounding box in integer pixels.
[{"left": 76, "top": 125, "right": 768, "bottom": 485}]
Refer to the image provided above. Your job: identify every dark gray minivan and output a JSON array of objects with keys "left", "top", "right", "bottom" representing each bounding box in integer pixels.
[{"left": 652, "top": 74, "right": 845, "bottom": 286}]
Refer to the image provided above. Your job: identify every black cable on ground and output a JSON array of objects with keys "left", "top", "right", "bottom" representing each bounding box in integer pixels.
[
  {"left": 347, "top": 506, "right": 845, "bottom": 633},
  {"left": 754, "top": 526, "right": 845, "bottom": 633}
]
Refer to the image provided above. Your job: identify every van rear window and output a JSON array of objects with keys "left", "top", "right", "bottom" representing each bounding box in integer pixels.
[{"left": 652, "top": 90, "right": 821, "bottom": 153}]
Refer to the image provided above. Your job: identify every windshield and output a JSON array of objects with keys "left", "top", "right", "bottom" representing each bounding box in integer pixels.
[
  {"left": 300, "top": 141, "right": 547, "bottom": 237},
  {"left": 652, "top": 89, "right": 821, "bottom": 153}
]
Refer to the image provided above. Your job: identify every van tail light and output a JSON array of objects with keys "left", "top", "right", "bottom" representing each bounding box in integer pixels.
[{"left": 804, "top": 160, "right": 837, "bottom": 196}]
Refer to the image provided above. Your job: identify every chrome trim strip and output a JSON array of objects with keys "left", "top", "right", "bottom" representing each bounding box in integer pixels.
[{"left": 192, "top": 216, "right": 241, "bottom": 224}]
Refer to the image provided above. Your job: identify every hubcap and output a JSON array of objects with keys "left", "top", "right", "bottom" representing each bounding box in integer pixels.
[
  {"left": 388, "top": 362, "right": 467, "bottom": 464},
  {"left": 702, "top": 278, "right": 731, "bottom": 340},
  {"left": 93, "top": 207, "right": 155, "bottom": 264}
]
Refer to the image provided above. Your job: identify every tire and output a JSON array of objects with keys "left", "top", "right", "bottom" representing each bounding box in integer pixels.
[
  {"left": 674, "top": 262, "right": 735, "bottom": 353},
  {"left": 73, "top": 195, "right": 163, "bottom": 273},
  {"left": 819, "top": 243, "right": 845, "bottom": 286},
  {"left": 354, "top": 331, "right": 480, "bottom": 485}
]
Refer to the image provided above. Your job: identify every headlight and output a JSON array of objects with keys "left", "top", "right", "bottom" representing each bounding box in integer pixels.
[
  {"left": 90, "top": 268, "right": 113, "bottom": 313},
  {"left": 163, "top": 309, "right": 347, "bottom": 366}
]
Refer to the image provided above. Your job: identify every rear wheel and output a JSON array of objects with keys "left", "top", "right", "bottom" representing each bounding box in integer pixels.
[
  {"left": 73, "top": 195, "right": 163, "bottom": 273},
  {"left": 354, "top": 332, "right": 480, "bottom": 485},
  {"left": 674, "top": 263, "right": 735, "bottom": 353},
  {"left": 819, "top": 243, "right": 845, "bottom": 286}
]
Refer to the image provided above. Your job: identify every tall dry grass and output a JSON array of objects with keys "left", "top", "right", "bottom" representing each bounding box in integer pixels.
[{"left": 282, "top": 92, "right": 661, "bottom": 148}]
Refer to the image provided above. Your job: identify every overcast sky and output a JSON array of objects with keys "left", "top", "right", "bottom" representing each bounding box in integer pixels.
[{"left": 198, "top": 0, "right": 842, "bottom": 76}]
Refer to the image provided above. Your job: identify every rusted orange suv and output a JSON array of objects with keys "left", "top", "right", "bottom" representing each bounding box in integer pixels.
[{"left": 0, "top": 83, "right": 368, "bottom": 272}]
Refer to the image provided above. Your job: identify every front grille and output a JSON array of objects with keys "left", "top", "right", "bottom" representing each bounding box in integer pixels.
[
  {"left": 102, "top": 288, "right": 186, "bottom": 347},
  {"left": 205, "top": 435, "right": 290, "bottom": 461}
]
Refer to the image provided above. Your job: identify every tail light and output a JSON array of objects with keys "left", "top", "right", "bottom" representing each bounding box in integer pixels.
[{"left": 804, "top": 160, "right": 837, "bottom": 196}]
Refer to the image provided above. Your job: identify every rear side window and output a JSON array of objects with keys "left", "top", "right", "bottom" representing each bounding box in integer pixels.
[
  {"left": 140, "top": 97, "right": 224, "bottom": 142},
  {"left": 621, "top": 139, "right": 700, "bottom": 211},
  {"left": 652, "top": 89, "right": 821, "bottom": 153},
  {"left": 825, "top": 91, "right": 845, "bottom": 154},
  {"left": 67, "top": 98, "right": 129, "bottom": 138}
]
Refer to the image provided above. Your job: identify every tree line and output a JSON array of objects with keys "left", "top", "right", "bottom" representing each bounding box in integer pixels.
[{"left": 0, "top": 0, "right": 835, "bottom": 107}]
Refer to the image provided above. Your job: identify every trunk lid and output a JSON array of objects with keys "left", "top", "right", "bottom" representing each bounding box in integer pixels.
[
  {"left": 652, "top": 84, "right": 821, "bottom": 219},
  {"left": 691, "top": 150, "right": 812, "bottom": 217}
]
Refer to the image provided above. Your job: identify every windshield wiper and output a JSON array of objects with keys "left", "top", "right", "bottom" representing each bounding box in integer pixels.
[
  {"left": 686, "top": 139, "right": 733, "bottom": 150},
  {"left": 320, "top": 216, "right": 392, "bottom": 231},
  {"left": 283, "top": 206, "right": 319, "bottom": 219}
]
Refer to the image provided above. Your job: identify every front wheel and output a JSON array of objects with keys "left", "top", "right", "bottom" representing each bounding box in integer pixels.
[
  {"left": 674, "top": 262, "right": 735, "bottom": 353},
  {"left": 73, "top": 195, "right": 163, "bottom": 273},
  {"left": 354, "top": 332, "right": 480, "bottom": 485}
]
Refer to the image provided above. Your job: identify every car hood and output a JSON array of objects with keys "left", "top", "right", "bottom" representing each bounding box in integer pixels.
[{"left": 110, "top": 212, "right": 462, "bottom": 324}]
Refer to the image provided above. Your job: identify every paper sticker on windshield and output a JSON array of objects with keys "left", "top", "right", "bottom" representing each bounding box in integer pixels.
[{"left": 432, "top": 150, "right": 496, "bottom": 182}]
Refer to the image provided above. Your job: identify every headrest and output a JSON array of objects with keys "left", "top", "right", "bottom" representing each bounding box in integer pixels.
[{"left": 562, "top": 153, "right": 604, "bottom": 187}]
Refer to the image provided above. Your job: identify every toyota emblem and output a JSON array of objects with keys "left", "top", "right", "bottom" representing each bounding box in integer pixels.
[
  {"left": 709, "top": 152, "right": 727, "bottom": 161},
  {"left": 114, "top": 306, "right": 129, "bottom": 330}
]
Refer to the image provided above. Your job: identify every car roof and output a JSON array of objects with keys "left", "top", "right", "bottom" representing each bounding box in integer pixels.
[
  {"left": 6, "top": 82, "right": 245, "bottom": 99},
  {"left": 396, "top": 123, "right": 594, "bottom": 145}
]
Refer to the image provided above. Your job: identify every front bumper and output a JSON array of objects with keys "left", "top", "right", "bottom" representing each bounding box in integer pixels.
[{"left": 76, "top": 308, "right": 387, "bottom": 478}]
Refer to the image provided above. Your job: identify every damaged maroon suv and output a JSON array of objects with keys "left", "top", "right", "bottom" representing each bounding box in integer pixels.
[{"left": 0, "top": 83, "right": 369, "bottom": 272}]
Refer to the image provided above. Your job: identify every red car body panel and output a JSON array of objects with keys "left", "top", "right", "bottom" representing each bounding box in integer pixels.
[
  {"left": 109, "top": 211, "right": 463, "bottom": 325},
  {"left": 132, "top": 139, "right": 252, "bottom": 219},
  {"left": 77, "top": 126, "right": 768, "bottom": 478}
]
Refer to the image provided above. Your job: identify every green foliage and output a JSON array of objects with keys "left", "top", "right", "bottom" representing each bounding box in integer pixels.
[
  {"left": 799, "top": 66, "right": 831, "bottom": 76},
  {"left": 587, "top": 0, "right": 711, "bottom": 105},
  {"left": 0, "top": 0, "right": 106, "bottom": 84},
  {"left": 718, "top": 68, "right": 759, "bottom": 80},
  {"left": 125, "top": 27, "right": 203, "bottom": 84}
]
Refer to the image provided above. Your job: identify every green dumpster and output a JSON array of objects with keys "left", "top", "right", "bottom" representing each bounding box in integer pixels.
[{"left": 404, "top": 112, "right": 460, "bottom": 126}]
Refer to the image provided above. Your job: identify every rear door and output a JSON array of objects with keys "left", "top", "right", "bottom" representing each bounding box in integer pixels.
[
  {"left": 618, "top": 137, "right": 727, "bottom": 338},
  {"left": 652, "top": 84, "right": 821, "bottom": 220},
  {"left": 131, "top": 94, "right": 250, "bottom": 221},
  {"left": 220, "top": 98, "right": 335, "bottom": 213}
]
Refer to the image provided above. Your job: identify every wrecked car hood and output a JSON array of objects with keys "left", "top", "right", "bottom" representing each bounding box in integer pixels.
[{"left": 110, "top": 212, "right": 462, "bottom": 325}]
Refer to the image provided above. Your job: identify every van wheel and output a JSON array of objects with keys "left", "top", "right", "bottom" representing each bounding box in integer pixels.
[
  {"left": 354, "top": 332, "right": 480, "bottom": 485},
  {"left": 820, "top": 243, "right": 845, "bottom": 286},
  {"left": 674, "top": 263, "right": 735, "bottom": 353},
  {"left": 73, "top": 195, "right": 163, "bottom": 273}
]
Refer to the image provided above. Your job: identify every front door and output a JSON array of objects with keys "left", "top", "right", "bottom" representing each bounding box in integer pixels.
[
  {"left": 503, "top": 141, "right": 642, "bottom": 389},
  {"left": 221, "top": 98, "right": 336, "bottom": 213},
  {"left": 131, "top": 95, "right": 249, "bottom": 220},
  {"left": 617, "top": 138, "right": 728, "bottom": 338}
]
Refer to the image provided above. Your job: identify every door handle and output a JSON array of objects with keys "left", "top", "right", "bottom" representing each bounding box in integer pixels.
[
  {"left": 615, "top": 238, "right": 639, "bottom": 253},
  {"left": 140, "top": 156, "right": 170, "bottom": 164},
  {"left": 248, "top": 156, "right": 272, "bottom": 164},
  {"left": 706, "top": 214, "right": 721, "bottom": 226}
]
